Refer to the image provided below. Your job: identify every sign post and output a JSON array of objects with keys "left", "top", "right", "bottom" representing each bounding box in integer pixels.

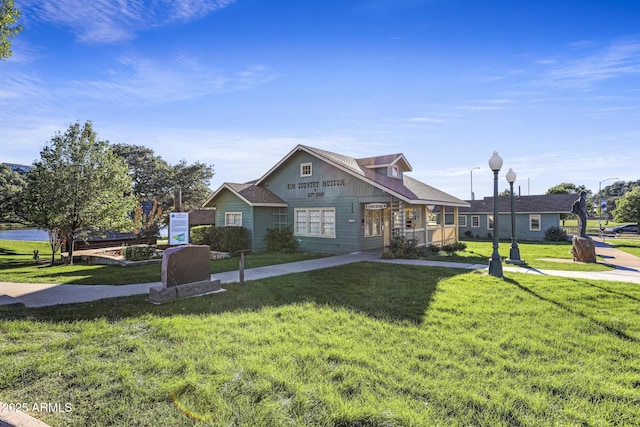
[{"left": 169, "top": 212, "right": 190, "bottom": 245}]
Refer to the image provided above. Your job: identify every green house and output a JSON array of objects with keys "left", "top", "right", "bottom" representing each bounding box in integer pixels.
[{"left": 203, "top": 145, "right": 469, "bottom": 254}]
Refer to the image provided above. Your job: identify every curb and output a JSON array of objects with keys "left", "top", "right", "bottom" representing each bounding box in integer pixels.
[{"left": 0, "top": 404, "right": 50, "bottom": 427}]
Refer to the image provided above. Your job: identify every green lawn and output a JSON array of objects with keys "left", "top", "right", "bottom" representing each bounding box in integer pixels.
[
  {"left": 0, "top": 240, "right": 326, "bottom": 285},
  {"left": 1, "top": 237, "right": 630, "bottom": 287},
  {"left": 1, "top": 262, "right": 639, "bottom": 426},
  {"left": 436, "top": 240, "right": 614, "bottom": 271}
]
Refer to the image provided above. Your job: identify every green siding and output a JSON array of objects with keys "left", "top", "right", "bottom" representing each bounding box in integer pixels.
[
  {"left": 458, "top": 213, "right": 561, "bottom": 241},
  {"left": 213, "top": 190, "right": 255, "bottom": 248},
  {"left": 252, "top": 207, "right": 278, "bottom": 251},
  {"left": 264, "top": 151, "right": 392, "bottom": 254}
]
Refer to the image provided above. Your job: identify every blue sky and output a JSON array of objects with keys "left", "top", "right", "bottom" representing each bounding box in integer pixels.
[{"left": 2, "top": 0, "right": 639, "bottom": 200}]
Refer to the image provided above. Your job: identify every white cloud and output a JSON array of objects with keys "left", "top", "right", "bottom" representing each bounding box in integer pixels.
[
  {"left": 19, "top": 0, "right": 236, "bottom": 44},
  {"left": 540, "top": 39, "right": 640, "bottom": 89},
  {"left": 65, "top": 55, "right": 277, "bottom": 104}
]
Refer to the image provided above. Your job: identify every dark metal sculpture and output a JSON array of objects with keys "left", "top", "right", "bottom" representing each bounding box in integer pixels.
[{"left": 572, "top": 191, "right": 588, "bottom": 238}]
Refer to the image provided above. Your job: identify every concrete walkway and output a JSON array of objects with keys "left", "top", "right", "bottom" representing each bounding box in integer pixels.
[{"left": 1, "top": 242, "right": 640, "bottom": 309}]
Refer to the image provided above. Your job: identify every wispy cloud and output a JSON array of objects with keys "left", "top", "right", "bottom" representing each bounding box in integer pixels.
[
  {"left": 404, "top": 117, "right": 445, "bottom": 123},
  {"left": 20, "top": 0, "right": 236, "bottom": 44},
  {"left": 539, "top": 39, "right": 640, "bottom": 89},
  {"left": 66, "top": 55, "right": 278, "bottom": 104}
]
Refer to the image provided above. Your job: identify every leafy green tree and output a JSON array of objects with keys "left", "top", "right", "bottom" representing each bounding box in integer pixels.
[
  {"left": 0, "top": 163, "right": 25, "bottom": 222},
  {"left": 111, "top": 144, "right": 173, "bottom": 200},
  {"left": 112, "top": 143, "right": 214, "bottom": 214},
  {"left": 546, "top": 182, "right": 589, "bottom": 196},
  {"left": 20, "top": 121, "right": 136, "bottom": 264},
  {"left": 612, "top": 187, "right": 640, "bottom": 233},
  {"left": 172, "top": 160, "right": 214, "bottom": 211},
  {"left": 1, "top": 0, "right": 22, "bottom": 60}
]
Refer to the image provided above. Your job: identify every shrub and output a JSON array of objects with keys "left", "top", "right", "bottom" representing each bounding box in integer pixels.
[
  {"left": 545, "top": 226, "right": 569, "bottom": 241},
  {"left": 190, "top": 226, "right": 250, "bottom": 253},
  {"left": 190, "top": 225, "right": 224, "bottom": 250},
  {"left": 123, "top": 245, "right": 159, "bottom": 261},
  {"left": 264, "top": 227, "right": 298, "bottom": 253},
  {"left": 220, "top": 226, "right": 251, "bottom": 254},
  {"left": 383, "top": 236, "right": 420, "bottom": 259}
]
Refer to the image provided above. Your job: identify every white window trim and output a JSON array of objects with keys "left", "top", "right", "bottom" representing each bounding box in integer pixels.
[
  {"left": 529, "top": 214, "right": 541, "bottom": 231},
  {"left": 458, "top": 215, "right": 467, "bottom": 227},
  {"left": 294, "top": 207, "right": 336, "bottom": 238},
  {"left": 471, "top": 215, "right": 480, "bottom": 228},
  {"left": 300, "top": 162, "right": 312, "bottom": 177},
  {"left": 487, "top": 215, "right": 494, "bottom": 230},
  {"left": 225, "top": 212, "right": 242, "bottom": 227}
]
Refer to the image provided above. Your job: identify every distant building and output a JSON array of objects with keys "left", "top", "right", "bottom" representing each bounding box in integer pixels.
[
  {"left": 203, "top": 145, "right": 469, "bottom": 254},
  {"left": 452, "top": 194, "right": 577, "bottom": 241}
]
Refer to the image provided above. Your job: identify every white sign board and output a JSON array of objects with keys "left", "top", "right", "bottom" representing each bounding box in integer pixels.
[
  {"left": 169, "top": 212, "right": 189, "bottom": 245},
  {"left": 365, "top": 203, "right": 387, "bottom": 210}
]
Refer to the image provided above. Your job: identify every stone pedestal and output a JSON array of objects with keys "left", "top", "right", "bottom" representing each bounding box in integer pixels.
[
  {"left": 572, "top": 236, "right": 596, "bottom": 263},
  {"left": 151, "top": 245, "right": 225, "bottom": 304}
]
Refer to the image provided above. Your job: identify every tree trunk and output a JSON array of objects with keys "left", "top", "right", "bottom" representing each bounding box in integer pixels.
[{"left": 68, "top": 235, "right": 75, "bottom": 265}]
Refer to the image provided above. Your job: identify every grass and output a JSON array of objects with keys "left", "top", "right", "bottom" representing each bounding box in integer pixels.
[
  {"left": 435, "top": 240, "right": 614, "bottom": 271},
  {"left": 1, "top": 262, "right": 639, "bottom": 426},
  {"left": 0, "top": 240, "right": 326, "bottom": 285},
  {"left": 3, "top": 237, "right": 633, "bottom": 287}
]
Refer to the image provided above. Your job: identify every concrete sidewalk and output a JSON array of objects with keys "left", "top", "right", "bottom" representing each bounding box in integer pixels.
[
  {"left": 0, "top": 252, "right": 380, "bottom": 308},
  {"left": 1, "top": 244, "right": 640, "bottom": 309}
]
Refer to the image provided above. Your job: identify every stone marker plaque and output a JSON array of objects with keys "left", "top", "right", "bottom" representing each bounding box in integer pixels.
[
  {"left": 572, "top": 236, "right": 596, "bottom": 263},
  {"left": 161, "top": 245, "right": 211, "bottom": 287},
  {"left": 151, "top": 244, "right": 225, "bottom": 304}
]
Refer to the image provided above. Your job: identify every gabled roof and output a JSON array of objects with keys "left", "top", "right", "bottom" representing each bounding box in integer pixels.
[
  {"left": 188, "top": 209, "right": 217, "bottom": 226},
  {"left": 203, "top": 183, "right": 288, "bottom": 208},
  {"left": 457, "top": 193, "right": 578, "bottom": 214},
  {"left": 255, "top": 145, "right": 469, "bottom": 207},
  {"left": 357, "top": 153, "right": 412, "bottom": 171}
]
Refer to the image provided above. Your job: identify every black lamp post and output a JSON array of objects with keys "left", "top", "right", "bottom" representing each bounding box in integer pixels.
[
  {"left": 488, "top": 151, "right": 503, "bottom": 278},
  {"left": 505, "top": 168, "right": 524, "bottom": 265}
]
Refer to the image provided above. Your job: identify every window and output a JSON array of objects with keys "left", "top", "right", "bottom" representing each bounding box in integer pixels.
[
  {"left": 300, "top": 162, "right": 312, "bottom": 177},
  {"left": 225, "top": 212, "right": 242, "bottom": 226},
  {"left": 471, "top": 215, "right": 480, "bottom": 228},
  {"left": 390, "top": 166, "right": 400, "bottom": 178},
  {"left": 530, "top": 214, "right": 541, "bottom": 231},
  {"left": 364, "top": 209, "right": 382, "bottom": 237},
  {"left": 295, "top": 208, "right": 335, "bottom": 238},
  {"left": 459, "top": 215, "right": 467, "bottom": 227},
  {"left": 488, "top": 215, "right": 494, "bottom": 230}
]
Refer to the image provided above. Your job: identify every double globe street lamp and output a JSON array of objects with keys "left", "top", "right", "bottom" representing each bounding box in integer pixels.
[
  {"left": 505, "top": 168, "right": 524, "bottom": 265},
  {"left": 488, "top": 151, "right": 503, "bottom": 278}
]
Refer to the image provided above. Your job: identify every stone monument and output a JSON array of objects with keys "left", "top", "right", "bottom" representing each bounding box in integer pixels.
[
  {"left": 571, "top": 191, "right": 596, "bottom": 263},
  {"left": 150, "top": 245, "right": 225, "bottom": 303}
]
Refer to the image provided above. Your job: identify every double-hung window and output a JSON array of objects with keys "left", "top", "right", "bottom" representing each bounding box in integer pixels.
[
  {"left": 529, "top": 214, "right": 541, "bottom": 231},
  {"left": 300, "top": 162, "right": 312, "bottom": 177},
  {"left": 295, "top": 208, "right": 336, "bottom": 238},
  {"left": 225, "top": 212, "right": 242, "bottom": 226}
]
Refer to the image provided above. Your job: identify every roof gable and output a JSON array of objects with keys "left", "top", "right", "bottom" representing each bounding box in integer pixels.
[
  {"left": 203, "top": 183, "right": 288, "bottom": 208},
  {"left": 357, "top": 153, "right": 412, "bottom": 172},
  {"left": 254, "top": 145, "right": 469, "bottom": 207}
]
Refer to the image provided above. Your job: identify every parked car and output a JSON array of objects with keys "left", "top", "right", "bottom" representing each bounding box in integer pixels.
[{"left": 612, "top": 224, "right": 638, "bottom": 234}]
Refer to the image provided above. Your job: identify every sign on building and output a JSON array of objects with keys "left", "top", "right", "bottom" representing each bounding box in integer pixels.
[
  {"left": 169, "top": 212, "right": 190, "bottom": 245},
  {"left": 365, "top": 203, "right": 387, "bottom": 210}
]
